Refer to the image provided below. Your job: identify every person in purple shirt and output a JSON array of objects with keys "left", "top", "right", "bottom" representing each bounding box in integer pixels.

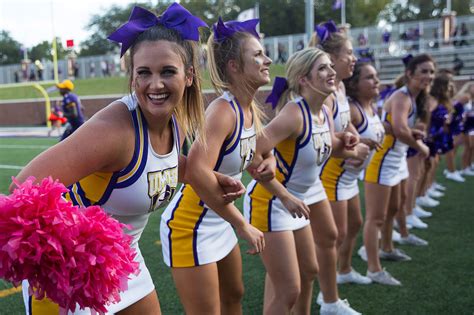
[{"left": 56, "top": 79, "right": 84, "bottom": 140}]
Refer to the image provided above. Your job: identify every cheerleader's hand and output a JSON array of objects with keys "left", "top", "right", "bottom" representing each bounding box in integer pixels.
[
  {"left": 360, "top": 138, "right": 383, "bottom": 151},
  {"left": 250, "top": 154, "right": 276, "bottom": 182},
  {"left": 236, "top": 223, "right": 265, "bottom": 255},
  {"left": 412, "top": 129, "right": 425, "bottom": 140},
  {"left": 355, "top": 143, "right": 370, "bottom": 161},
  {"left": 281, "top": 194, "right": 310, "bottom": 219},
  {"left": 417, "top": 140, "right": 430, "bottom": 159},
  {"left": 342, "top": 131, "right": 359, "bottom": 150},
  {"left": 215, "top": 172, "right": 246, "bottom": 203}
]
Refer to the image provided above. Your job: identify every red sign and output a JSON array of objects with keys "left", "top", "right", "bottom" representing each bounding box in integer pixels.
[{"left": 66, "top": 39, "right": 74, "bottom": 48}]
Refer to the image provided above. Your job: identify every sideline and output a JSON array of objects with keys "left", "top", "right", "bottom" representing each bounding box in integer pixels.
[
  {"left": 0, "top": 286, "right": 21, "bottom": 298},
  {"left": 0, "top": 164, "right": 24, "bottom": 170},
  {"left": 0, "top": 144, "right": 50, "bottom": 149}
]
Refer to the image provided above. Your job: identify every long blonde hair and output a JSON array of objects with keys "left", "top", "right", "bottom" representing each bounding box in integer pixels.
[
  {"left": 207, "top": 31, "right": 266, "bottom": 133},
  {"left": 275, "top": 47, "right": 327, "bottom": 111},
  {"left": 128, "top": 25, "right": 205, "bottom": 143}
]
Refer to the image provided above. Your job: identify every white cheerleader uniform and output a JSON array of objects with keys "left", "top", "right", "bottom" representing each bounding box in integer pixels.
[
  {"left": 365, "top": 86, "right": 416, "bottom": 186},
  {"left": 161, "top": 91, "right": 256, "bottom": 267},
  {"left": 244, "top": 97, "right": 332, "bottom": 232},
  {"left": 321, "top": 99, "right": 385, "bottom": 201},
  {"left": 23, "top": 93, "right": 180, "bottom": 314},
  {"left": 332, "top": 89, "right": 351, "bottom": 132}
]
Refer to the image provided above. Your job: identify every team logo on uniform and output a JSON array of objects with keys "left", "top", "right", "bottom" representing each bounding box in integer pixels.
[
  {"left": 240, "top": 135, "right": 256, "bottom": 172},
  {"left": 340, "top": 110, "right": 351, "bottom": 131},
  {"left": 313, "top": 131, "right": 332, "bottom": 166},
  {"left": 147, "top": 166, "right": 178, "bottom": 212}
]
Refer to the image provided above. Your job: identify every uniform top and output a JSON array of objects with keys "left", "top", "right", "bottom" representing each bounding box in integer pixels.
[
  {"left": 332, "top": 89, "right": 351, "bottom": 132},
  {"left": 381, "top": 85, "right": 417, "bottom": 156},
  {"left": 61, "top": 92, "right": 84, "bottom": 123},
  {"left": 213, "top": 91, "right": 256, "bottom": 180},
  {"left": 274, "top": 96, "right": 332, "bottom": 193},
  {"left": 65, "top": 94, "right": 180, "bottom": 242}
]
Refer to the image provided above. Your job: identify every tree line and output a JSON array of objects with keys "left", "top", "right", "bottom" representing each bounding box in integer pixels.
[{"left": 0, "top": 0, "right": 470, "bottom": 65}]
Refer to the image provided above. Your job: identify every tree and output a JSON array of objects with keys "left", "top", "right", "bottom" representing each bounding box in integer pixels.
[
  {"left": 0, "top": 30, "right": 22, "bottom": 65},
  {"left": 29, "top": 38, "right": 67, "bottom": 62}
]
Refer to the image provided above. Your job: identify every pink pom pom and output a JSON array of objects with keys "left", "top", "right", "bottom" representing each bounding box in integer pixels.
[{"left": 0, "top": 177, "right": 139, "bottom": 313}]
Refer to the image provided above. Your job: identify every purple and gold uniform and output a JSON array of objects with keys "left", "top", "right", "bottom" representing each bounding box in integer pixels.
[
  {"left": 244, "top": 98, "right": 332, "bottom": 232},
  {"left": 364, "top": 86, "right": 415, "bottom": 186},
  {"left": 321, "top": 99, "right": 385, "bottom": 201},
  {"left": 23, "top": 94, "right": 180, "bottom": 314},
  {"left": 161, "top": 91, "right": 256, "bottom": 267}
]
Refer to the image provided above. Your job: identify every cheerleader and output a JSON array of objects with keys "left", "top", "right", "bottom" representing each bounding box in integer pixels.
[
  {"left": 13, "top": 4, "right": 242, "bottom": 314},
  {"left": 160, "top": 18, "right": 271, "bottom": 314},
  {"left": 245, "top": 47, "right": 363, "bottom": 315},
  {"left": 455, "top": 82, "right": 474, "bottom": 176},
  {"left": 363, "top": 54, "right": 435, "bottom": 285},
  {"left": 309, "top": 20, "right": 371, "bottom": 286}
]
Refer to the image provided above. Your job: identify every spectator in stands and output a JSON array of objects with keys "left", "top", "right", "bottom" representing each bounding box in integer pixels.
[
  {"left": 358, "top": 33, "right": 367, "bottom": 47},
  {"left": 382, "top": 29, "right": 391, "bottom": 45},
  {"left": 459, "top": 23, "right": 469, "bottom": 46},
  {"left": 89, "top": 62, "right": 96, "bottom": 77},
  {"left": 296, "top": 39, "right": 304, "bottom": 51},
  {"left": 453, "top": 54, "right": 464, "bottom": 75},
  {"left": 276, "top": 43, "right": 287, "bottom": 64},
  {"left": 35, "top": 60, "right": 44, "bottom": 81},
  {"left": 264, "top": 44, "right": 271, "bottom": 58},
  {"left": 431, "top": 29, "right": 439, "bottom": 49},
  {"left": 13, "top": 70, "right": 19, "bottom": 83}
]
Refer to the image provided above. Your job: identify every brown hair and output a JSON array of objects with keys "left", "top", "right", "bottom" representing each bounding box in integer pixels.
[
  {"left": 430, "top": 73, "right": 454, "bottom": 112},
  {"left": 308, "top": 25, "right": 350, "bottom": 57},
  {"left": 343, "top": 62, "right": 373, "bottom": 100}
]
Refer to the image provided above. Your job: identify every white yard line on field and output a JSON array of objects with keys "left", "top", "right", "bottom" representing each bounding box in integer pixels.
[
  {"left": 0, "top": 164, "right": 24, "bottom": 170},
  {"left": 0, "top": 144, "right": 50, "bottom": 149}
]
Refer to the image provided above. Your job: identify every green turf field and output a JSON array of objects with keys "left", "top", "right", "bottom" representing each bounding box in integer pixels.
[
  {"left": 0, "top": 137, "right": 473, "bottom": 314},
  {"left": 0, "top": 64, "right": 286, "bottom": 101}
]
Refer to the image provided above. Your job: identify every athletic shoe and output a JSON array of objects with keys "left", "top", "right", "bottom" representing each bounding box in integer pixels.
[
  {"left": 357, "top": 246, "right": 368, "bottom": 262},
  {"left": 445, "top": 170, "right": 465, "bottom": 183},
  {"left": 316, "top": 291, "right": 323, "bottom": 306},
  {"left": 413, "top": 205, "right": 432, "bottom": 218},
  {"left": 397, "top": 233, "right": 428, "bottom": 246},
  {"left": 337, "top": 269, "right": 372, "bottom": 284},
  {"left": 379, "top": 248, "right": 412, "bottom": 261},
  {"left": 416, "top": 196, "right": 439, "bottom": 207},
  {"left": 461, "top": 167, "right": 474, "bottom": 176},
  {"left": 406, "top": 214, "right": 428, "bottom": 229},
  {"left": 432, "top": 182, "right": 446, "bottom": 191},
  {"left": 427, "top": 187, "right": 444, "bottom": 198},
  {"left": 367, "top": 268, "right": 402, "bottom": 286},
  {"left": 392, "top": 229, "right": 401, "bottom": 242},
  {"left": 320, "top": 299, "right": 361, "bottom": 315}
]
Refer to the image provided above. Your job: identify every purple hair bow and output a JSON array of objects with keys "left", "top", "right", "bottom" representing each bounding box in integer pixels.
[
  {"left": 108, "top": 3, "right": 207, "bottom": 57},
  {"left": 315, "top": 20, "right": 339, "bottom": 43},
  {"left": 213, "top": 17, "right": 260, "bottom": 42},
  {"left": 266, "top": 77, "right": 289, "bottom": 109},
  {"left": 402, "top": 54, "right": 413, "bottom": 66}
]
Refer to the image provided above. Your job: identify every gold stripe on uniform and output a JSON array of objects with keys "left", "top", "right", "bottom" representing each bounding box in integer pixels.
[
  {"left": 168, "top": 185, "right": 206, "bottom": 267},
  {"left": 30, "top": 295, "right": 59, "bottom": 315},
  {"left": 320, "top": 157, "right": 345, "bottom": 201},
  {"left": 365, "top": 134, "right": 394, "bottom": 183}
]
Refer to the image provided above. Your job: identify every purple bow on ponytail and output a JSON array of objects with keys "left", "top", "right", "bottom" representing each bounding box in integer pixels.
[
  {"left": 265, "top": 77, "right": 289, "bottom": 109},
  {"left": 213, "top": 17, "right": 260, "bottom": 42},
  {"left": 315, "top": 20, "right": 339, "bottom": 43},
  {"left": 402, "top": 54, "right": 413, "bottom": 66},
  {"left": 108, "top": 3, "right": 207, "bottom": 57}
]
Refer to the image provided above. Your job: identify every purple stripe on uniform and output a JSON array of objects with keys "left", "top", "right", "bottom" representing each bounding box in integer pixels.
[
  {"left": 193, "top": 206, "right": 208, "bottom": 266},
  {"left": 117, "top": 109, "right": 141, "bottom": 177}
]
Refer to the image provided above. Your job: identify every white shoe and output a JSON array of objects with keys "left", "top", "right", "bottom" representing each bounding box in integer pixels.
[
  {"left": 432, "top": 182, "right": 446, "bottom": 191},
  {"left": 445, "top": 170, "right": 465, "bottom": 182},
  {"left": 337, "top": 269, "right": 372, "bottom": 284},
  {"left": 461, "top": 167, "right": 474, "bottom": 176},
  {"left": 427, "top": 187, "right": 444, "bottom": 198},
  {"left": 397, "top": 233, "right": 428, "bottom": 246},
  {"left": 357, "top": 246, "right": 368, "bottom": 262},
  {"left": 392, "top": 229, "right": 401, "bottom": 242},
  {"left": 316, "top": 291, "right": 323, "bottom": 305},
  {"left": 413, "top": 205, "right": 432, "bottom": 218},
  {"left": 406, "top": 214, "right": 428, "bottom": 229},
  {"left": 416, "top": 196, "right": 439, "bottom": 208},
  {"left": 366, "top": 268, "right": 402, "bottom": 286},
  {"left": 320, "top": 299, "right": 361, "bottom": 315}
]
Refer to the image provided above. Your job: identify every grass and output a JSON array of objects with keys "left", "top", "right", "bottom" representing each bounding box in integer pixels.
[
  {"left": 0, "top": 137, "right": 473, "bottom": 314},
  {"left": 0, "top": 64, "right": 286, "bottom": 101}
]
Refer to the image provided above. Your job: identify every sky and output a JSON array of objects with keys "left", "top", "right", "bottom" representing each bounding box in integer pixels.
[{"left": 0, "top": 0, "right": 156, "bottom": 48}]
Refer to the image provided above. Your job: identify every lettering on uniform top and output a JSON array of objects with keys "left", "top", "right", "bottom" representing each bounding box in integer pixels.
[
  {"left": 371, "top": 121, "right": 385, "bottom": 144},
  {"left": 147, "top": 166, "right": 178, "bottom": 212},
  {"left": 313, "top": 130, "right": 332, "bottom": 166},
  {"left": 240, "top": 135, "right": 256, "bottom": 172},
  {"left": 339, "top": 110, "right": 351, "bottom": 131}
]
